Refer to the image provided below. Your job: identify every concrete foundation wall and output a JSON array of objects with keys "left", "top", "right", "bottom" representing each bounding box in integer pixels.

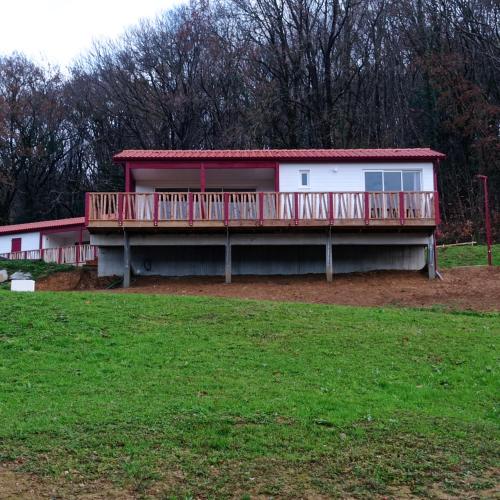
[{"left": 98, "top": 243, "right": 426, "bottom": 277}]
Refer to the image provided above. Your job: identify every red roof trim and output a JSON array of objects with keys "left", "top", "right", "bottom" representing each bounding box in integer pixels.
[
  {"left": 0, "top": 217, "right": 85, "bottom": 236},
  {"left": 114, "top": 148, "right": 446, "bottom": 163}
]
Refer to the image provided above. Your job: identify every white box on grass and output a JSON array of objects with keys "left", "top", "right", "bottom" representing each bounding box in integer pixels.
[{"left": 11, "top": 280, "right": 35, "bottom": 292}]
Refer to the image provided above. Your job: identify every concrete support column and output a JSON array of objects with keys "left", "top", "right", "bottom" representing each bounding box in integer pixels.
[
  {"left": 427, "top": 232, "right": 436, "bottom": 280},
  {"left": 326, "top": 230, "right": 333, "bottom": 282},
  {"left": 225, "top": 232, "right": 232, "bottom": 284},
  {"left": 123, "top": 231, "right": 131, "bottom": 288}
]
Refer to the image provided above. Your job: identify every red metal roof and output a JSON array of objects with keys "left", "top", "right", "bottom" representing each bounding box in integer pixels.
[
  {"left": 0, "top": 217, "right": 85, "bottom": 236},
  {"left": 114, "top": 148, "right": 445, "bottom": 162}
]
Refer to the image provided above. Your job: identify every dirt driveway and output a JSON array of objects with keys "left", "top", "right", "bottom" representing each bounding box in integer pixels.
[{"left": 38, "top": 266, "right": 500, "bottom": 312}]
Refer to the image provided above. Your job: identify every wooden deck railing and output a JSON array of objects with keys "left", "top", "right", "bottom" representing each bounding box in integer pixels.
[
  {"left": 86, "top": 191, "right": 436, "bottom": 227},
  {"left": 0, "top": 244, "right": 98, "bottom": 265}
]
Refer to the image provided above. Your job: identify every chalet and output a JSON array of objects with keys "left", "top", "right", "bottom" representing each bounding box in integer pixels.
[
  {"left": 0, "top": 217, "right": 95, "bottom": 265},
  {"left": 88, "top": 148, "right": 444, "bottom": 285},
  {"left": 0, "top": 148, "right": 445, "bottom": 284}
]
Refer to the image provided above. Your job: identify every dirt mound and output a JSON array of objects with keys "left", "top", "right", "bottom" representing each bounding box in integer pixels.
[
  {"left": 36, "top": 267, "right": 116, "bottom": 291},
  {"left": 37, "top": 266, "right": 500, "bottom": 312}
]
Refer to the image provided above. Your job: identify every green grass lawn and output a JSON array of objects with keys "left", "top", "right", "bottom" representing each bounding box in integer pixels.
[
  {"left": 438, "top": 243, "right": 499, "bottom": 268},
  {"left": 0, "top": 291, "right": 498, "bottom": 497}
]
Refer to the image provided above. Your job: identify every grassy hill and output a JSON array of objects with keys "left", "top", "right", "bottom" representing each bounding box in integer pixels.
[
  {"left": 0, "top": 291, "right": 498, "bottom": 497},
  {"left": 438, "top": 243, "right": 499, "bottom": 268}
]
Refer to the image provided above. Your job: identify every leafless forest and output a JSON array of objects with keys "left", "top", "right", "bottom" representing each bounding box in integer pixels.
[{"left": 0, "top": 0, "right": 498, "bottom": 241}]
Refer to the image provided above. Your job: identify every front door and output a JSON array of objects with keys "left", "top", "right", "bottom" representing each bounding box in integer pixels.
[{"left": 11, "top": 237, "right": 22, "bottom": 252}]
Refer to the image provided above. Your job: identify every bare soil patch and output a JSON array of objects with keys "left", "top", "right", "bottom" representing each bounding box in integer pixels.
[
  {"left": 2, "top": 461, "right": 497, "bottom": 499},
  {"left": 0, "top": 463, "right": 133, "bottom": 500},
  {"left": 36, "top": 267, "right": 115, "bottom": 292},
  {"left": 37, "top": 266, "right": 500, "bottom": 311}
]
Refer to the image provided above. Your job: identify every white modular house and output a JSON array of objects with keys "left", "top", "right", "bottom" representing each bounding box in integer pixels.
[
  {"left": 86, "top": 148, "right": 445, "bottom": 285},
  {"left": 0, "top": 217, "right": 96, "bottom": 265}
]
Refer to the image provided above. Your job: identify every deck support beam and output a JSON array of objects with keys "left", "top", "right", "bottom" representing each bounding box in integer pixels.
[
  {"left": 326, "top": 229, "right": 333, "bottom": 282},
  {"left": 225, "top": 231, "right": 232, "bottom": 284},
  {"left": 123, "top": 231, "right": 131, "bottom": 288},
  {"left": 325, "top": 228, "right": 333, "bottom": 281},
  {"left": 427, "top": 232, "right": 436, "bottom": 280}
]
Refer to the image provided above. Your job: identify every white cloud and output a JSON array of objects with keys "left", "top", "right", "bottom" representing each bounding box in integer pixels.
[{"left": 0, "top": 0, "right": 184, "bottom": 68}]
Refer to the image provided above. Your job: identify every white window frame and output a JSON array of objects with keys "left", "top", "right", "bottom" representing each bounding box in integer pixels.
[
  {"left": 299, "top": 170, "right": 310, "bottom": 189},
  {"left": 364, "top": 170, "right": 422, "bottom": 192}
]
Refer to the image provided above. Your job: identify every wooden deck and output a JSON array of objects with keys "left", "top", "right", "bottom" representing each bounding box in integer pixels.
[{"left": 86, "top": 191, "right": 437, "bottom": 230}]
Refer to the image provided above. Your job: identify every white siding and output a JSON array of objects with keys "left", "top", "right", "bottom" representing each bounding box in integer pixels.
[
  {"left": 0, "top": 231, "right": 40, "bottom": 254},
  {"left": 278, "top": 162, "right": 434, "bottom": 192}
]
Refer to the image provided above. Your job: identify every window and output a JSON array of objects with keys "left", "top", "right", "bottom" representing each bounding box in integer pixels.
[
  {"left": 403, "top": 171, "right": 421, "bottom": 191},
  {"left": 365, "top": 171, "right": 421, "bottom": 192},
  {"left": 384, "top": 171, "right": 402, "bottom": 191},
  {"left": 300, "top": 170, "right": 310, "bottom": 188},
  {"left": 365, "top": 172, "right": 383, "bottom": 191}
]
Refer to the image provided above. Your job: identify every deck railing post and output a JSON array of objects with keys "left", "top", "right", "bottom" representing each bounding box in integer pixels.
[
  {"left": 294, "top": 192, "right": 299, "bottom": 225},
  {"left": 188, "top": 192, "right": 194, "bottom": 226},
  {"left": 58, "top": 247, "right": 62, "bottom": 264},
  {"left": 84, "top": 192, "right": 90, "bottom": 226},
  {"left": 364, "top": 192, "right": 370, "bottom": 224},
  {"left": 399, "top": 191, "right": 405, "bottom": 225},
  {"left": 258, "top": 192, "right": 264, "bottom": 225},
  {"left": 118, "top": 193, "right": 124, "bottom": 225},
  {"left": 224, "top": 192, "right": 229, "bottom": 226},
  {"left": 153, "top": 192, "right": 159, "bottom": 226},
  {"left": 434, "top": 190, "right": 440, "bottom": 225}
]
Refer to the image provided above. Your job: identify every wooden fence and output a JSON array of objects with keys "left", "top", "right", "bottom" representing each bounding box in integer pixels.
[{"left": 0, "top": 244, "right": 97, "bottom": 265}]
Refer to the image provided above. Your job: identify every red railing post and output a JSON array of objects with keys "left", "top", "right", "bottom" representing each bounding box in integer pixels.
[
  {"left": 188, "top": 192, "right": 194, "bottom": 226},
  {"left": 399, "top": 191, "right": 405, "bottom": 225},
  {"left": 294, "top": 192, "right": 299, "bottom": 225},
  {"left": 258, "top": 192, "right": 264, "bottom": 225},
  {"left": 433, "top": 160, "right": 441, "bottom": 225},
  {"left": 364, "top": 192, "right": 370, "bottom": 224},
  {"left": 118, "top": 193, "right": 124, "bottom": 225},
  {"left": 328, "top": 192, "right": 334, "bottom": 225},
  {"left": 224, "top": 192, "right": 229, "bottom": 226},
  {"left": 153, "top": 192, "right": 159, "bottom": 226},
  {"left": 84, "top": 192, "right": 90, "bottom": 226},
  {"left": 58, "top": 247, "right": 62, "bottom": 264}
]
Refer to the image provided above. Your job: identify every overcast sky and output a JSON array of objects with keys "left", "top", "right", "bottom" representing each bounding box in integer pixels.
[{"left": 1, "top": 0, "right": 184, "bottom": 68}]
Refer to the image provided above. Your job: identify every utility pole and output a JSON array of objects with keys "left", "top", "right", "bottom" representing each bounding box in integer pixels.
[{"left": 476, "top": 175, "right": 492, "bottom": 266}]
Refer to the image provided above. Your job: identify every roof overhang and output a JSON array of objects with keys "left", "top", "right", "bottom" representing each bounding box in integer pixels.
[
  {"left": 0, "top": 217, "right": 85, "bottom": 236},
  {"left": 113, "top": 148, "right": 446, "bottom": 165}
]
